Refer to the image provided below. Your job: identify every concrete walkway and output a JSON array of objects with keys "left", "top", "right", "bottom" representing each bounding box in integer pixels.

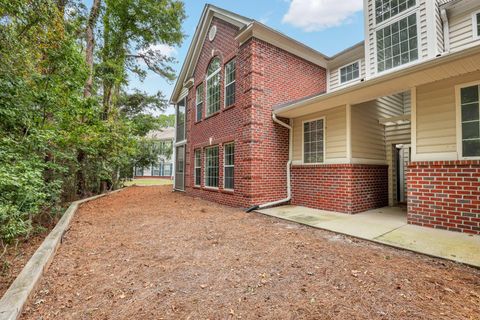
[{"left": 256, "top": 205, "right": 480, "bottom": 268}]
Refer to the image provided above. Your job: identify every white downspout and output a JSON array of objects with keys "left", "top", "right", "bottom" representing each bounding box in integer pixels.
[
  {"left": 246, "top": 113, "right": 292, "bottom": 211},
  {"left": 440, "top": 8, "right": 450, "bottom": 54}
]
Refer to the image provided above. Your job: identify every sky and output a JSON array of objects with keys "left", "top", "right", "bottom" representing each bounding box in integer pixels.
[{"left": 84, "top": 0, "right": 366, "bottom": 114}]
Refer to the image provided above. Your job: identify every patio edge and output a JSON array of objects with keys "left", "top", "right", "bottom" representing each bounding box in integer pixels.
[{"left": 0, "top": 188, "right": 126, "bottom": 320}]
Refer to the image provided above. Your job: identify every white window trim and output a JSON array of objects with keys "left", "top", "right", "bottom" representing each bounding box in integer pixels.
[
  {"left": 455, "top": 80, "right": 480, "bottom": 160},
  {"left": 195, "top": 83, "right": 203, "bottom": 122},
  {"left": 374, "top": 10, "right": 421, "bottom": 76},
  {"left": 223, "top": 142, "right": 234, "bottom": 191},
  {"left": 224, "top": 59, "right": 236, "bottom": 107},
  {"left": 205, "top": 61, "right": 221, "bottom": 117},
  {"left": 301, "top": 116, "right": 326, "bottom": 165},
  {"left": 204, "top": 145, "right": 220, "bottom": 189},
  {"left": 175, "top": 97, "right": 187, "bottom": 144},
  {"left": 374, "top": 0, "right": 419, "bottom": 28},
  {"left": 194, "top": 149, "right": 201, "bottom": 187},
  {"left": 472, "top": 10, "right": 480, "bottom": 40},
  {"left": 338, "top": 60, "right": 362, "bottom": 85}
]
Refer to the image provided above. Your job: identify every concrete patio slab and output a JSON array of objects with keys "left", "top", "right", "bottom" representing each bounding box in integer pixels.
[
  {"left": 376, "top": 224, "right": 480, "bottom": 266},
  {"left": 256, "top": 205, "right": 480, "bottom": 268}
]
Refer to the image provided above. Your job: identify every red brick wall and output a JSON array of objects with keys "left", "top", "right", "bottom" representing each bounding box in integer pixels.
[
  {"left": 407, "top": 161, "right": 480, "bottom": 235},
  {"left": 291, "top": 164, "right": 388, "bottom": 213},
  {"left": 183, "top": 17, "right": 326, "bottom": 208}
]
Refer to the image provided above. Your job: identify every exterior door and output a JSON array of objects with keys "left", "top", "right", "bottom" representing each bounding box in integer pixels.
[{"left": 174, "top": 145, "right": 185, "bottom": 190}]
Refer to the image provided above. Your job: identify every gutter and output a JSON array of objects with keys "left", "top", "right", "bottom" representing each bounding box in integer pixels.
[{"left": 246, "top": 114, "right": 292, "bottom": 212}]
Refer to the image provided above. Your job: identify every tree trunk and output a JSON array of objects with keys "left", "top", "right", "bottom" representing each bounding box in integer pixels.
[
  {"left": 84, "top": 0, "right": 101, "bottom": 98},
  {"left": 76, "top": 0, "right": 101, "bottom": 197}
]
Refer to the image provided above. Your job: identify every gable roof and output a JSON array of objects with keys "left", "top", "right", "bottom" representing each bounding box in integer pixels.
[
  {"left": 169, "top": 5, "right": 252, "bottom": 104},
  {"left": 169, "top": 4, "right": 331, "bottom": 104}
]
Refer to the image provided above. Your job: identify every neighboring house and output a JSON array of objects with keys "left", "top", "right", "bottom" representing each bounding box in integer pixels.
[
  {"left": 134, "top": 127, "right": 174, "bottom": 178},
  {"left": 171, "top": 1, "right": 480, "bottom": 235}
]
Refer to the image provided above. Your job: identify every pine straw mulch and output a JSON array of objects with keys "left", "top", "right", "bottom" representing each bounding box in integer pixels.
[{"left": 21, "top": 186, "right": 480, "bottom": 319}]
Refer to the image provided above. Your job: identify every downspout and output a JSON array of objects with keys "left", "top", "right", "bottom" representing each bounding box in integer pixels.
[
  {"left": 440, "top": 8, "right": 450, "bottom": 54},
  {"left": 245, "top": 114, "right": 292, "bottom": 212}
]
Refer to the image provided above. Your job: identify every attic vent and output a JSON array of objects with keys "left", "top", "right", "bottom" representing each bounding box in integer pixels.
[{"left": 208, "top": 25, "right": 217, "bottom": 41}]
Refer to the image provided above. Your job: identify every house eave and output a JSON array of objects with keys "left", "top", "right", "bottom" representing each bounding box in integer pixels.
[
  {"left": 169, "top": 5, "right": 252, "bottom": 104},
  {"left": 273, "top": 44, "right": 480, "bottom": 118},
  {"left": 235, "top": 21, "right": 329, "bottom": 68}
]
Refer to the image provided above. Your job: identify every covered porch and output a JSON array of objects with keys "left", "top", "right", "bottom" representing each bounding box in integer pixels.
[{"left": 257, "top": 205, "right": 480, "bottom": 267}]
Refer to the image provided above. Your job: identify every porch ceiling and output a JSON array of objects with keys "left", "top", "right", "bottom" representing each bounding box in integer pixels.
[{"left": 274, "top": 45, "right": 480, "bottom": 118}]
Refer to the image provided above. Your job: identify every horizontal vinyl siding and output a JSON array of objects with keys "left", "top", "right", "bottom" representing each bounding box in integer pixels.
[
  {"left": 419, "top": 1, "right": 429, "bottom": 59},
  {"left": 449, "top": 7, "right": 480, "bottom": 52},
  {"left": 352, "top": 93, "right": 407, "bottom": 161},
  {"left": 292, "top": 106, "right": 346, "bottom": 162},
  {"left": 367, "top": 0, "right": 428, "bottom": 76},
  {"left": 416, "top": 79, "right": 456, "bottom": 155},
  {"left": 329, "top": 58, "right": 366, "bottom": 91}
]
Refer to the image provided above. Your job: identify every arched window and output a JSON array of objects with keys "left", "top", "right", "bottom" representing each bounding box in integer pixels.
[{"left": 206, "top": 57, "right": 221, "bottom": 116}]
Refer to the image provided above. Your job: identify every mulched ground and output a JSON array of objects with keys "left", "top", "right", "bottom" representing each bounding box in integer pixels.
[
  {"left": 1, "top": 228, "right": 54, "bottom": 298},
  {"left": 21, "top": 186, "right": 480, "bottom": 319}
]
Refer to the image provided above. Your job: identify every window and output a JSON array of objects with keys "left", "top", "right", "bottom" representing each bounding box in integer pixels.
[
  {"left": 339, "top": 61, "right": 360, "bottom": 84},
  {"left": 375, "top": 0, "right": 416, "bottom": 24},
  {"left": 194, "top": 149, "right": 201, "bottom": 186},
  {"left": 460, "top": 84, "right": 480, "bottom": 157},
  {"left": 205, "top": 146, "right": 219, "bottom": 188},
  {"left": 206, "top": 57, "right": 221, "bottom": 116},
  {"left": 377, "top": 13, "right": 418, "bottom": 72},
  {"left": 303, "top": 118, "right": 325, "bottom": 163},
  {"left": 164, "top": 163, "right": 172, "bottom": 176},
  {"left": 223, "top": 143, "right": 234, "bottom": 190},
  {"left": 196, "top": 83, "right": 204, "bottom": 122},
  {"left": 225, "top": 59, "right": 236, "bottom": 107},
  {"left": 152, "top": 163, "right": 160, "bottom": 176},
  {"left": 135, "top": 166, "right": 143, "bottom": 176},
  {"left": 176, "top": 98, "right": 186, "bottom": 141}
]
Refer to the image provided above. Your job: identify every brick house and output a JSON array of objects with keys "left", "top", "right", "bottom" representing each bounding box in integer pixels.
[{"left": 171, "top": 2, "right": 480, "bottom": 235}]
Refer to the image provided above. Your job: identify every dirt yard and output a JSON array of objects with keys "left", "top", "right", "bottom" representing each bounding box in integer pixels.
[{"left": 21, "top": 186, "right": 480, "bottom": 319}]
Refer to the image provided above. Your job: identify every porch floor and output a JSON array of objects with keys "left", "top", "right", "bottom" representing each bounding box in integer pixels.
[{"left": 256, "top": 205, "right": 480, "bottom": 268}]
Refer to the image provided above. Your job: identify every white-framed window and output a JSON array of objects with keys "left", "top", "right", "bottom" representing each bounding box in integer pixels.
[
  {"left": 224, "top": 59, "right": 236, "bottom": 107},
  {"left": 457, "top": 83, "right": 480, "bottom": 158},
  {"left": 473, "top": 11, "right": 480, "bottom": 39},
  {"left": 204, "top": 145, "right": 219, "bottom": 188},
  {"left": 206, "top": 57, "right": 221, "bottom": 117},
  {"left": 194, "top": 149, "right": 201, "bottom": 186},
  {"left": 339, "top": 61, "right": 360, "bottom": 84},
  {"left": 376, "top": 13, "right": 418, "bottom": 73},
  {"left": 196, "top": 83, "right": 204, "bottom": 122},
  {"left": 223, "top": 142, "right": 234, "bottom": 190},
  {"left": 375, "top": 0, "right": 416, "bottom": 24},
  {"left": 303, "top": 118, "right": 325, "bottom": 164}
]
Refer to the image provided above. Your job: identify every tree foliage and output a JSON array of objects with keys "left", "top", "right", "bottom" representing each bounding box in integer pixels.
[{"left": 0, "top": 0, "right": 184, "bottom": 244}]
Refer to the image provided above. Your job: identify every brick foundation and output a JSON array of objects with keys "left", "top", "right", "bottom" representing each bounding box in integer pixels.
[
  {"left": 407, "top": 161, "right": 480, "bottom": 234},
  {"left": 291, "top": 164, "right": 388, "bottom": 213}
]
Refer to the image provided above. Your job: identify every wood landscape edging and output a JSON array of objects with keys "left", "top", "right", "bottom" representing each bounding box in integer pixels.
[{"left": 0, "top": 188, "right": 126, "bottom": 320}]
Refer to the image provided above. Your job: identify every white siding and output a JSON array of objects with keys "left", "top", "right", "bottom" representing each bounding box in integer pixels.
[
  {"left": 449, "top": 6, "right": 480, "bottom": 52},
  {"left": 366, "top": 0, "right": 429, "bottom": 77},
  {"left": 329, "top": 58, "right": 366, "bottom": 91}
]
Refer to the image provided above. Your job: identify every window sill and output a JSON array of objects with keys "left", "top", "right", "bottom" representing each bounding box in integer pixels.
[
  {"left": 221, "top": 188, "right": 234, "bottom": 194},
  {"left": 205, "top": 110, "right": 221, "bottom": 120},
  {"left": 203, "top": 186, "right": 220, "bottom": 192},
  {"left": 224, "top": 104, "right": 235, "bottom": 111},
  {"left": 193, "top": 185, "right": 201, "bottom": 189}
]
